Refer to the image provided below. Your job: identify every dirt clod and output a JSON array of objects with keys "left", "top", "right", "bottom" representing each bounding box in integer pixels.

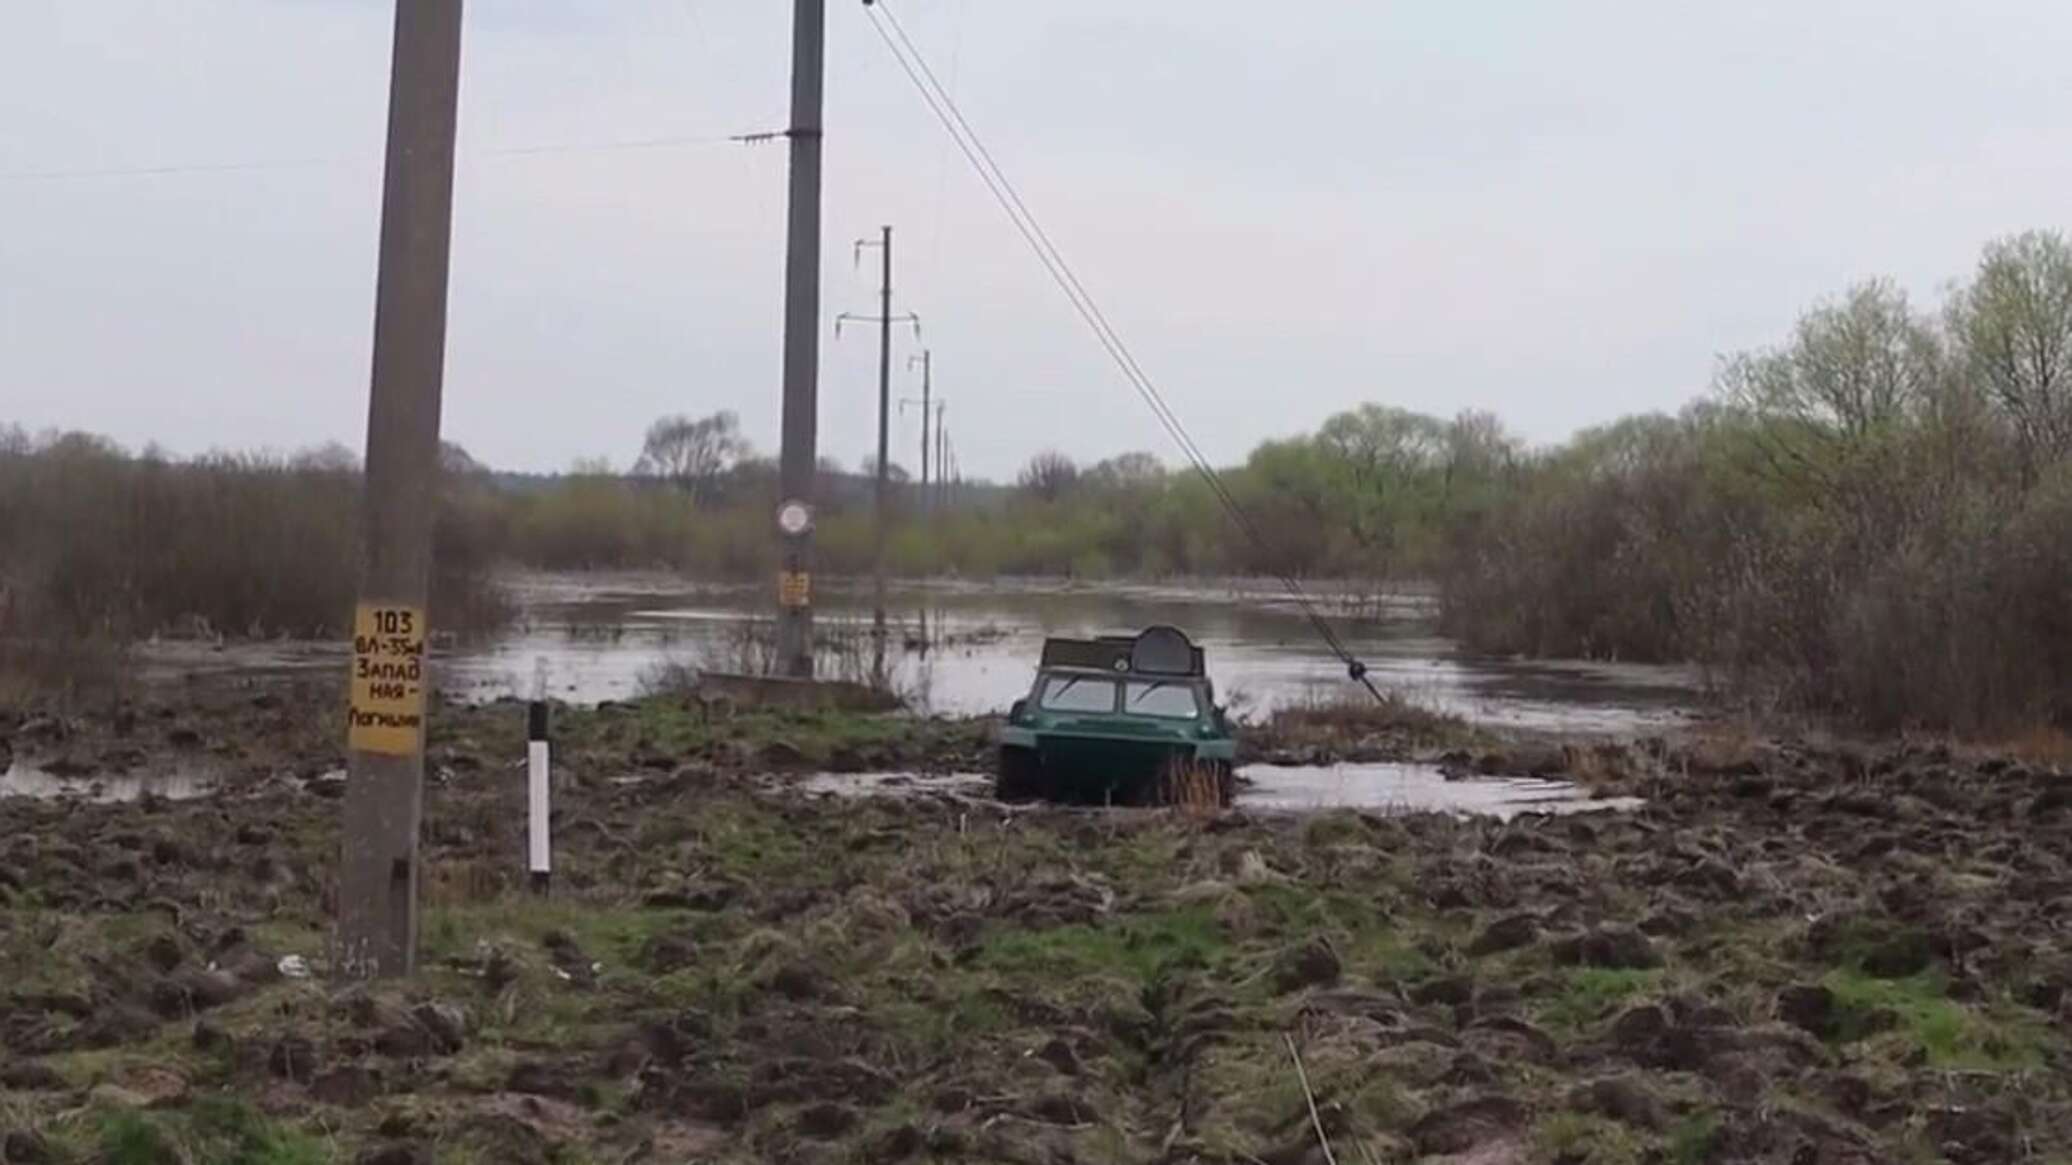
[
  {"left": 1411, "top": 1095, "right": 1528, "bottom": 1154},
  {"left": 1272, "top": 936, "right": 1343, "bottom": 993},
  {"left": 1550, "top": 925, "right": 1661, "bottom": 970},
  {"left": 1776, "top": 983, "right": 1837, "bottom": 1038},
  {"left": 0, "top": 1062, "right": 65, "bottom": 1091},
  {"left": 1569, "top": 1075, "right": 1667, "bottom": 1130},
  {"left": 1468, "top": 913, "right": 1541, "bottom": 956},
  {"left": 3, "top": 1130, "right": 53, "bottom": 1164},
  {"left": 409, "top": 1001, "right": 467, "bottom": 1054},
  {"left": 796, "top": 1102, "right": 859, "bottom": 1139},
  {"left": 313, "top": 1066, "right": 381, "bottom": 1108}
]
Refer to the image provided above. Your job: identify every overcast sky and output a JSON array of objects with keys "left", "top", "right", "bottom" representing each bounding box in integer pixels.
[{"left": 4, "top": 2, "right": 2070, "bottom": 479}]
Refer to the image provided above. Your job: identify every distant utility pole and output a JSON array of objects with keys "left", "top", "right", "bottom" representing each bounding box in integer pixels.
[
  {"left": 935, "top": 406, "right": 951, "bottom": 510},
  {"left": 774, "top": 0, "right": 827, "bottom": 680},
  {"left": 901, "top": 350, "right": 938, "bottom": 514},
  {"left": 836, "top": 226, "right": 918, "bottom": 665},
  {"left": 340, "top": 0, "right": 465, "bottom": 980}
]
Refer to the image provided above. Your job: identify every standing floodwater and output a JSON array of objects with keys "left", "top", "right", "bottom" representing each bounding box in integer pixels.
[{"left": 432, "top": 574, "right": 1699, "bottom": 733}]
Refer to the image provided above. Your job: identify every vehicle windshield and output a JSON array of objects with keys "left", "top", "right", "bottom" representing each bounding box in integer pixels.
[
  {"left": 1126, "top": 680, "right": 1201, "bottom": 720},
  {"left": 1038, "top": 674, "right": 1120, "bottom": 713}
]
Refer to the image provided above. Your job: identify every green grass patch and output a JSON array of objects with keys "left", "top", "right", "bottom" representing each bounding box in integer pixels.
[
  {"left": 880, "top": 990, "right": 1013, "bottom": 1058},
  {"left": 0, "top": 909, "right": 175, "bottom": 996},
  {"left": 977, "top": 908, "right": 1226, "bottom": 986},
  {"left": 552, "top": 699, "right": 918, "bottom": 769},
  {"left": 97, "top": 1097, "right": 327, "bottom": 1165},
  {"left": 1812, "top": 918, "right": 1933, "bottom": 977},
  {"left": 1666, "top": 1113, "right": 1721, "bottom": 1165},
  {"left": 421, "top": 898, "right": 683, "bottom": 966},
  {"left": 1535, "top": 968, "right": 1663, "bottom": 1034},
  {"left": 1823, "top": 969, "right": 2048, "bottom": 1069},
  {"left": 1241, "top": 883, "right": 1433, "bottom": 982},
  {"left": 1534, "top": 1111, "right": 1647, "bottom": 1165}
]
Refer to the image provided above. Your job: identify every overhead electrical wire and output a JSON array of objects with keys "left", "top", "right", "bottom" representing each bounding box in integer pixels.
[
  {"left": 0, "top": 131, "right": 776, "bottom": 184},
  {"left": 861, "top": 0, "right": 1384, "bottom": 702}
]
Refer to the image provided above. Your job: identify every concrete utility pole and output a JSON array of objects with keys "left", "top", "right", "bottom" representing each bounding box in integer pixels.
[
  {"left": 901, "top": 350, "right": 935, "bottom": 514},
  {"left": 774, "top": 0, "right": 827, "bottom": 679},
  {"left": 934, "top": 405, "right": 950, "bottom": 511},
  {"left": 873, "top": 226, "right": 892, "bottom": 644},
  {"left": 340, "top": 0, "right": 465, "bottom": 980},
  {"left": 837, "top": 227, "right": 918, "bottom": 672}
]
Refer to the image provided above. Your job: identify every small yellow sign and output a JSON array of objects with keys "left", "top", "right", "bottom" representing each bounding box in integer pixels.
[
  {"left": 778, "top": 570, "right": 811, "bottom": 609},
  {"left": 348, "top": 603, "right": 428, "bottom": 756}
]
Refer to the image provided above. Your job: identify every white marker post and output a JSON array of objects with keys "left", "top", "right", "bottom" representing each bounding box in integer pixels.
[{"left": 527, "top": 696, "right": 551, "bottom": 895}]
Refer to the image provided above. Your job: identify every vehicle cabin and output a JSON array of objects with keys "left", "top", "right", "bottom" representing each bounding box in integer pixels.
[{"left": 997, "top": 626, "right": 1238, "bottom": 807}]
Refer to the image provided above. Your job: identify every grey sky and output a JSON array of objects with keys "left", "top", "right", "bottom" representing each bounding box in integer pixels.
[{"left": 4, "top": 2, "right": 2070, "bottom": 479}]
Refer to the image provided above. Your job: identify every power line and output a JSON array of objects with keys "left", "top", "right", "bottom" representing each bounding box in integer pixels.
[
  {"left": 0, "top": 157, "right": 341, "bottom": 183},
  {"left": 924, "top": 0, "right": 971, "bottom": 291},
  {"left": 0, "top": 131, "right": 772, "bottom": 184},
  {"left": 486, "top": 132, "right": 749, "bottom": 157},
  {"left": 861, "top": 0, "right": 1381, "bottom": 698}
]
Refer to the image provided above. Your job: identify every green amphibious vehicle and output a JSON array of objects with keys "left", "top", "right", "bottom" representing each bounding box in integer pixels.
[{"left": 996, "top": 626, "right": 1238, "bottom": 807}]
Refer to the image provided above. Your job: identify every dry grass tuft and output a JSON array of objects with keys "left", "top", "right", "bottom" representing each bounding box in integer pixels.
[
  {"left": 1260, "top": 688, "right": 1473, "bottom": 751},
  {"left": 1992, "top": 724, "right": 2072, "bottom": 769}
]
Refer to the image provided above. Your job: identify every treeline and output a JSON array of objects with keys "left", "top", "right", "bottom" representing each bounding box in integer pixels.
[
  {"left": 0, "top": 432, "right": 504, "bottom": 641},
  {"left": 4, "top": 230, "right": 2068, "bottom": 732},
  {"left": 479, "top": 408, "right": 1515, "bottom": 581},
  {"left": 1443, "top": 232, "right": 2072, "bottom": 733}
]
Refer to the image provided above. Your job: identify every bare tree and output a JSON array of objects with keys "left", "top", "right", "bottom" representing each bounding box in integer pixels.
[
  {"left": 292, "top": 442, "right": 361, "bottom": 474},
  {"left": 1444, "top": 410, "right": 1516, "bottom": 480},
  {"left": 635, "top": 411, "right": 749, "bottom": 502},
  {"left": 438, "top": 440, "right": 483, "bottom": 478},
  {"left": 1717, "top": 279, "right": 1942, "bottom": 500},
  {"left": 1017, "top": 450, "right": 1080, "bottom": 501},
  {"left": 1949, "top": 230, "right": 2072, "bottom": 476},
  {"left": 1086, "top": 451, "right": 1164, "bottom": 491},
  {"left": 1316, "top": 404, "right": 1448, "bottom": 488},
  {"left": 859, "top": 456, "right": 911, "bottom": 484}
]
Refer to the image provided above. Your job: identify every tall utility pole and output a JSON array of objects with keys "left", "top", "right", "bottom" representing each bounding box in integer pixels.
[
  {"left": 836, "top": 228, "right": 917, "bottom": 669},
  {"left": 340, "top": 0, "right": 465, "bottom": 980},
  {"left": 901, "top": 351, "right": 936, "bottom": 514},
  {"left": 912, "top": 351, "right": 931, "bottom": 504},
  {"left": 935, "top": 405, "right": 950, "bottom": 510},
  {"left": 774, "top": 0, "right": 827, "bottom": 679}
]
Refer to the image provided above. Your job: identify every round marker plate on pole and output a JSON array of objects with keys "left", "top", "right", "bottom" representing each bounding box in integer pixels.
[{"left": 777, "top": 499, "right": 814, "bottom": 536}]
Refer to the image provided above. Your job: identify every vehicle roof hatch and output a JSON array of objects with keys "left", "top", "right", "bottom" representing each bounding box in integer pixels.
[{"left": 1040, "top": 625, "right": 1204, "bottom": 677}]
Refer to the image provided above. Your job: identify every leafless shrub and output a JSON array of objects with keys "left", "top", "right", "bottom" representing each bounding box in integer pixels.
[{"left": 0, "top": 431, "right": 508, "bottom": 647}]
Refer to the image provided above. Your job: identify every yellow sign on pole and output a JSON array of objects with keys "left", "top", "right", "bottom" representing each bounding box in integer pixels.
[
  {"left": 348, "top": 603, "right": 428, "bottom": 756},
  {"left": 778, "top": 570, "right": 812, "bottom": 609}
]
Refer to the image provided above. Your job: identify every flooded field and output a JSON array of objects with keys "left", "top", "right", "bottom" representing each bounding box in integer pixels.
[
  {"left": 54, "top": 572, "right": 1701, "bottom": 813},
  {"left": 416, "top": 573, "right": 1699, "bottom": 734}
]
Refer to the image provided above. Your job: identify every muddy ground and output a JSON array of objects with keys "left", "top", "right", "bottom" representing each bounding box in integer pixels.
[{"left": 2, "top": 683, "right": 2070, "bottom": 1164}]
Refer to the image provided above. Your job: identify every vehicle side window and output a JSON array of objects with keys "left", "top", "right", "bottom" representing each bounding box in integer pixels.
[
  {"left": 1126, "top": 682, "right": 1201, "bottom": 719},
  {"left": 1039, "top": 676, "right": 1119, "bottom": 713}
]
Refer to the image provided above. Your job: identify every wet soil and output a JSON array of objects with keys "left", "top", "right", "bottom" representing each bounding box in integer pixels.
[{"left": 2, "top": 685, "right": 2070, "bottom": 1163}]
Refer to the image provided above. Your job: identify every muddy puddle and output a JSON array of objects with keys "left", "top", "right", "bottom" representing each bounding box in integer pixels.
[
  {"left": 798, "top": 762, "right": 1642, "bottom": 819},
  {"left": 1237, "top": 762, "right": 1644, "bottom": 817},
  {"left": 0, "top": 760, "right": 216, "bottom": 802}
]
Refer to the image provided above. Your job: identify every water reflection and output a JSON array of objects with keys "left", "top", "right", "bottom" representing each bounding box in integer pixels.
[
  {"left": 1240, "top": 763, "right": 1644, "bottom": 818},
  {"left": 793, "top": 763, "right": 1644, "bottom": 819},
  {"left": 1, "top": 762, "right": 215, "bottom": 803},
  {"left": 444, "top": 575, "right": 1699, "bottom": 734}
]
